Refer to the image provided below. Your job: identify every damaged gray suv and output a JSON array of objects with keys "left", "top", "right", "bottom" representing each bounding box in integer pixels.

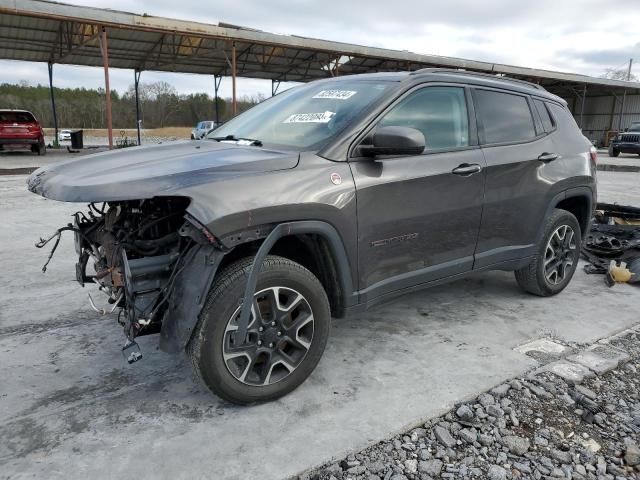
[{"left": 28, "top": 69, "right": 597, "bottom": 404}]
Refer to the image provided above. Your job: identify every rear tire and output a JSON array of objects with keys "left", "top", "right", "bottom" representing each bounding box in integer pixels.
[
  {"left": 608, "top": 146, "right": 619, "bottom": 157},
  {"left": 188, "top": 255, "right": 331, "bottom": 404},
  {"left": 514, "top": 209, "right": 581, "bottom": 297},
  {"left": 32, "top": 143, "right": 46, "bottom": 156}
]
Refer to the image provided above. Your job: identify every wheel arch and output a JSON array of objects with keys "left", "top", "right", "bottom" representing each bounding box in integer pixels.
[
  {"left": 226, "top": 220, "right": 358, "bottom": 346},
  {"left": 538, "top": 187, "right": 593, "bottom": 244},
  {"left": 553, "top": 187, "right": 594, "bottom": 237},
  {"left": 219, "top": 221, "right": 358, "bottom": 319}
]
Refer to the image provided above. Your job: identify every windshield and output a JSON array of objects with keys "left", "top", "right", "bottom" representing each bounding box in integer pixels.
[
  {"left": 208, "top": 80, "right": 392, "bottom": 149},
  {"left": 629, "top": 122, "right": 640, "bottom": 131}
]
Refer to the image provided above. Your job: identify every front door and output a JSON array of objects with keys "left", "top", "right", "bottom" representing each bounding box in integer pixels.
[{"left": 350, "top": 85, "right": 485, "bottom": 302}]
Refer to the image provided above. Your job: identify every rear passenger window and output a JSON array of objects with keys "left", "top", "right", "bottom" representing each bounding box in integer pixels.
[
  {"left": 475, "top": 90, "right": 536, "bottom": 144},
  {"left": 533, "top": 99, "right": 554, "bottom": 132},
  {"left": 378, "top": 87, "right": 469, "bottom": 150}
]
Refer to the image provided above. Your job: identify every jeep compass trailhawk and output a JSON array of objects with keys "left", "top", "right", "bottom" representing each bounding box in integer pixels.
[{"left": 28, "top": 69, "right": 597, "bottom": 404}]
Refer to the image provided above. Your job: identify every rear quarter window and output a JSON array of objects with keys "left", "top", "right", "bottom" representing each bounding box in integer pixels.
[
  {"left": 533, "top": 99, "right": 555, "bottom": 132},
  {"left": 546, "top": 103, "right": 580, "bottom": 132},
  {"left": 474, "top": 89, "right": 536, "bottom": 144}
]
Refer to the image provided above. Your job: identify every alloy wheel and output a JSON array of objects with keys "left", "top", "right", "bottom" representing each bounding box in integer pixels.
[
  {"left": 544, "top": 225, "right": 577, "bottom": 285},
  {"left": 222, "top": 287, "right": 315, "bottom": 386}
]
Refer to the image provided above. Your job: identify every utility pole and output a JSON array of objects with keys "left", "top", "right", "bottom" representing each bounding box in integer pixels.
[{"left": 627, "top": 58, "right": 633, "bottom": 81}]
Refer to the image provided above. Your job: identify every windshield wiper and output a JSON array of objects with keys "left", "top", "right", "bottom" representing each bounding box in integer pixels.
[{"left": 210, "top": 134, "right": 262, "bottom": 146}]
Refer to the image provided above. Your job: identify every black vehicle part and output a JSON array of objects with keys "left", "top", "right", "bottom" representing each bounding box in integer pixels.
[
  {"left": 121, "top": 249, "right": 180, "bottom": 339},
  {"left": 159, "top": 245, "right": 224, "bottom": 352},
  {"left": 584, "top": 234, "right": 624, "bottom": 256},
  {"left": 596, "top": 202, "right": 640, "bottom": 221},
  {"left": 629, "top": 257, "right": 640, "bottom": 284},
  {"left": 232, "top": 221, "right": 355, "bottom": 346},
  {"left": 581, "top": 203, "right": 640, "bottom": 280}
]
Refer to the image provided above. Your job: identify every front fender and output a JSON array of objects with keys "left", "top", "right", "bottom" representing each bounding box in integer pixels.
[{"left": 232, "top": 220, "right": 358, "bottom": 344}]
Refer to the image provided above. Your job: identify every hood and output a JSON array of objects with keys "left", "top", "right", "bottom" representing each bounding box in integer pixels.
[{"left": 27, "top": 140, "right": 299, "bottom": 202}]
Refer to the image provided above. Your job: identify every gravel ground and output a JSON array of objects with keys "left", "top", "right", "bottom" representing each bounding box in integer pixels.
[{"left": 305, "top": 329, "right": 640, "bottom": 480}]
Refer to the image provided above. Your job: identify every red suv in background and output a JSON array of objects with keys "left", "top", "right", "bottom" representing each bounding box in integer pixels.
[{"left": 0, "top": 109, "right": 46, "bottom": 155}]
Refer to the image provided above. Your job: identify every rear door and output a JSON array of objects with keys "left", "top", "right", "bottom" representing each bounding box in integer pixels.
[
  {"left": 472, "top": 88, "right": 557, "bottom": 268},
  {"left": 350, "top": 84, "right": 486, "bottom": 301}
]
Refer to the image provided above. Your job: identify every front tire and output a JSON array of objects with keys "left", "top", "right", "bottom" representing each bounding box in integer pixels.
[
  {"left": 608, "top": 146, "right": 619, "bottom": 157},
  {"left": 514, "top": 209, "right": 581, "bottom": 297},
  {"left": 188, "top": 255, "right": 331, "bottom": 404}
]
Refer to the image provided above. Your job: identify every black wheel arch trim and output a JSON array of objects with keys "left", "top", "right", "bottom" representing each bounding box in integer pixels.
[
  {"left": 539, "top": 186, "right": 594, "bottom": 243},
  {"left": 233, "top": 220, "right": 357, "bottom": 345}
]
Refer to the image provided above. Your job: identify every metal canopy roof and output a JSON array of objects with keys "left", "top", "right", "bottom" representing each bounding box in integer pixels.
[{"left": 1, "top": 0, "right": 639, "bottom": 96}]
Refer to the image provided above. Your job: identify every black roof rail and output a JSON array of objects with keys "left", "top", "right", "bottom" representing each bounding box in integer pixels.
[{"left": 410, "top": 68, "right": 545, "bottom": 90}]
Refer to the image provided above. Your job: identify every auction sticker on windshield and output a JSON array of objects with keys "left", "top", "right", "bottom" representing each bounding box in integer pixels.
[
  {"left": 312, "top": 90, "right": 357, "bottom": 100},
  {"left": 283, "top": 111, "right": 336, "bottom": 123}
]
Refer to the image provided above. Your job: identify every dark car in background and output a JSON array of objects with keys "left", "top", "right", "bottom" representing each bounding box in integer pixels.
[
  {"left": 28, "top": 69, "right": 596, "bottom": 404},
  {"left": 609, "top": 121, "right": 640, "bottom": 157},
  {"left": 0, "top": 109, "right": 46, "bottom": 155}
]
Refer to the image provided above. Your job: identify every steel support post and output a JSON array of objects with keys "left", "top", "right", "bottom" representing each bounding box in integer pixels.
[
  {"left": 231, "top": 42, "right": 237, "bottom": 116},
  {"left": 134, "top": 69, "right": 142, "bottom": 145},
  {"left": 99, "top": 27, "right": 113, "bottom": 149},
  {"left": 47, "top": 62, "right": 59, "bottom": 147},
  {"left": 580, "top": 84, "right": 586, "bottom": 129},
  {"left": 271, "top": 79, "right": 281, "bottom": 96},
  {"left": 214, "top": 74, "right": 221, "bottom": 124},
  {"left": 618, "top": 90, "right": 627, "bottom": 131}
]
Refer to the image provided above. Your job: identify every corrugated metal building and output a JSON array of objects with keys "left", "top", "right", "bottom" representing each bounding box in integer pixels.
[
  {"left": 562, "top": 92, "right": 640, "bottom": 145},
  {"left": 0, "top": 0, "right": 638, "bottom": 147}
]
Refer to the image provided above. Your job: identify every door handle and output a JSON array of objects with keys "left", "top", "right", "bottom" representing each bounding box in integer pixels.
[
  {"left": 538, "top": 152, "right": 559, "bottom": 162},
  {"left": 452, "top": 163, "right": 482, "bottom": 176}
]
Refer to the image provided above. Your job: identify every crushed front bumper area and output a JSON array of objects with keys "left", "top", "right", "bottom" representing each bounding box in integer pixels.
[{"left": 37, "top": 199, "right": 225, "bottom": 361}]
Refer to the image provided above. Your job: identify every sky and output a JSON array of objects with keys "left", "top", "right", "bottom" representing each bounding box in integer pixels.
[{"left": 2, "top": 0, "right": 639, "bottom": 99}]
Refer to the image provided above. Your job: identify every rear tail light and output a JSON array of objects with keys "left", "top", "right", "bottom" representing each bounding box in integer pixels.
[{"left": 589, "top": 146, "right": 598, "bottom": 165}]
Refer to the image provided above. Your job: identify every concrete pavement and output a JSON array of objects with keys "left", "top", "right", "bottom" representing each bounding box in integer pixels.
[{"left": 0, "top": 170, "right": 638, "bottom": 480}]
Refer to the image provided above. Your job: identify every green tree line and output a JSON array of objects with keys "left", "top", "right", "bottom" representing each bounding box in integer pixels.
[{"left": 0, "top": 81, "right": 265, "bottom": 129}]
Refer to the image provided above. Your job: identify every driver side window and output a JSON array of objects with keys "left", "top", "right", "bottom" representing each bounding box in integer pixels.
[{"left": 378, "top": 87, "right": 469, "bottom": 151}]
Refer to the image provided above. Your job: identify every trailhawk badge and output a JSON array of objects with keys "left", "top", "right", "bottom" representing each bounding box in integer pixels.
[{"left": 330, "top": 173, "right": 342, "bottom": 185}]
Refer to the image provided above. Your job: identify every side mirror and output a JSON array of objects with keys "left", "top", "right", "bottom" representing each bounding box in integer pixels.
[{"left": 359, "top": 126, "right": 425, "bottom": 157}]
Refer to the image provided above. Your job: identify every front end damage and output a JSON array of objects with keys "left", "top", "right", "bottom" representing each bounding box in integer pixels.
[{"left": 37, "top": 197, "right": 224, "bottom": 362}]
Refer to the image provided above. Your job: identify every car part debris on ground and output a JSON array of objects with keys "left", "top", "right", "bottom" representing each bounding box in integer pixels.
[
  {"left": 302, "top": 327, "right": 640, "bottom": 480},
  {"left": 582, "top": 203, "right": 640, "bottom": 286}
]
